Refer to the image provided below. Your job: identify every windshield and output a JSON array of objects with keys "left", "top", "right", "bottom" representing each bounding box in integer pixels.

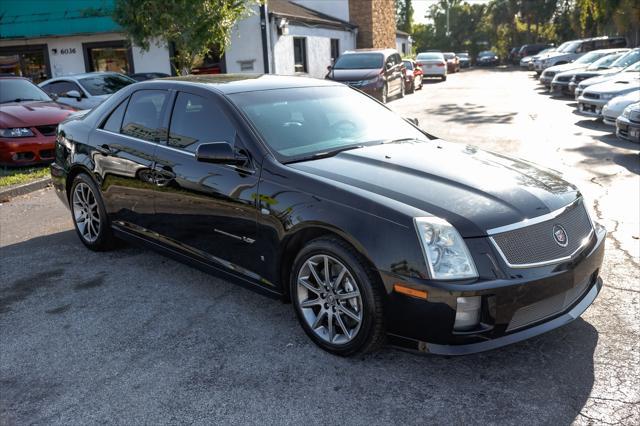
[
  {"left": 417, "top": 52, "right": 443, "bottom": 60},
  {"left": 403, "top": 61, "right": 413, "bottom": 70},
  {"left": 79, "top": 74, "right": 135, "bottom": 96},
  {"left": 587, "top": 53, "right": 624, "bottom": 70},
  {"left": 575, "top": 51, "right": 607, "bottom": 64},
  {"left": 612, "top": 50, "right": 640, "bottom": 68},
  {"left": 229, "top": 86, "right": 427, "bottom": 162},
  {"left": 0, "top": 78, "right": 52, "bottom": 104},
  {"left": 333, "top": 54, "right": 383, "bottom": 70},
  {"left": 457, "top": 53, "right": 469, "bottom": 58},
  {"left": 443, "top": 53, "right": 455, "bottom": 59},
  {"left": 624, "top": 62, "right": 640, "bottom": 72},
  {"left": 563, "top": 41, "right": 582, "bottom": 53},
  {"left": 479, "top": 51, "right": 495, "bottom": 57},
  {"left": 555, "top": 42, "right": 573, "bottom": 53}
]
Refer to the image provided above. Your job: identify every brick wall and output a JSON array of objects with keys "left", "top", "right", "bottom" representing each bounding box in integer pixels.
[{"left": 348, "top": 0, "right": 396, "bottom": 49}]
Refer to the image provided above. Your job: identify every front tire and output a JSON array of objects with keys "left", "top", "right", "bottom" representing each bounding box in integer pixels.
[
  {"left": 290, "top": 237, "right": 385, "bottom": 356},
  {"left": 70, "top": 173, "right": 114, "bottom": 251},
  {"left": 442, "top": 75, "right": 447, "bottom": 81}
]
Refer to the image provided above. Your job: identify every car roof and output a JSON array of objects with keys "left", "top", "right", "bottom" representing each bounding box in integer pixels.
[
  {"left": 40, "top": 72, "right": 124, "bottom": 83},
  {"left": 157, "top": 74, "right": 343, "bottom": 94}
]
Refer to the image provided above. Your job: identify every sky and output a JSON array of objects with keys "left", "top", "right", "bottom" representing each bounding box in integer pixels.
[{"left": 412, "top": 0, "right": 491, "bottom": 24}]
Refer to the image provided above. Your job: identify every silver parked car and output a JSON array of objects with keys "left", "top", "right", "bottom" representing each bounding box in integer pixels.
[
  {"left": 550, "top": 49, "right": 628, "bottom": 96},
  {"left": 39, "top": 72, "right": 136, "bottom": 110},
  {"left": 575, "top": 61, "right": 640, "bottom": 100},
  {"left": 540, "top": 48, "right": 628, "bottom": 89},
  {"left": 521, "top": 47, "right": 555, "bottom": 70},
  {"left": 570, "top": 48, "right": 640, "bottom": 96},
  {"left": 534, "top": 36, "right": 627, "bottom": 74},
  {"left": 577, "top": 72, "right": 640, "bottom": 118},
  {"left": 616, "top": 102, "right": 640, "bottom": 143},
  {"left": 602, "top": 90, "right": 640, "bottom": 126}
]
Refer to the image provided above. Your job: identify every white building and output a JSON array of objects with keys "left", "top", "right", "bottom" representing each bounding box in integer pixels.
[
  {"left": 0, "top": 0, "right": 402, "bottom": 83},
  {"left": 396, "top": 30, "right": 413, "bottom": 57}
]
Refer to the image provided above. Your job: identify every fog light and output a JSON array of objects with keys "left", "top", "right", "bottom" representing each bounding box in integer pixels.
[{"left": 454, "top": 296, "right": 481, "bottom": 331}]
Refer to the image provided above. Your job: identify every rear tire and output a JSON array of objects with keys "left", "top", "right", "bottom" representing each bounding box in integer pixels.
[
  {"left": 399, "top": 80, "right": 405, "bottom": 98},
  {"left": 290, "top": 237, "right": 385, "bottom": 356},
  {"left": 442, "top": 75, "right": 447, "bottom": 81},
  {"left": 70, "top": 173, "right": 114, "bottom": 251}
]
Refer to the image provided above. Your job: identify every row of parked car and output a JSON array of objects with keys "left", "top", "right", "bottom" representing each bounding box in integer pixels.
[{"left": 520, "top": 36, "right": 639, "bottom": 143}]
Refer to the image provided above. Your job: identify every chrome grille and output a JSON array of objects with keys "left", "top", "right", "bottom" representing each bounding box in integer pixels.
[
  {"left": 584, "top": 92, "right": 600, "bottom": 100},
  {"left": 556, "top": 76, "right": 572, "bottom": 82},
  {"left": 544, "top": 71, "right": 556, "bottom": 78},
  {"left": 490, "top": 200, "right": 593, "bottom": 267}
]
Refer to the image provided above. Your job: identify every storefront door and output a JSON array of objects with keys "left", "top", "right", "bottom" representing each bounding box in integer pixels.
[{"left": 83, "top": 40, "right": 133, "bottom": 74}]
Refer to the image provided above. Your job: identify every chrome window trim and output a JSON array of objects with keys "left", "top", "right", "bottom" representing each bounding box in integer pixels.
[
  {"left": 486, "top": 198, "right": 583, "bottom": 235},
  {"left": 95, "top": 128, "right": 195, "bottom": 157}
]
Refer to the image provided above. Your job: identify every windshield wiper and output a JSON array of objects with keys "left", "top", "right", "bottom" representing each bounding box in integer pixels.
[
  {"left": 285, "top": 145, "right": 364, "bottom": 164},
  {"left": 0, "top": 98, "right": 41, "bottom": 104}
]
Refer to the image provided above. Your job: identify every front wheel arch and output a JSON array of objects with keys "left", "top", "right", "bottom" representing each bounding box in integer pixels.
[
  {"left": 65, "top": 164, "right": 97, "bottom": 203},
  {"left": 278, "top": 225, "right": 380, "bottom": 302}
]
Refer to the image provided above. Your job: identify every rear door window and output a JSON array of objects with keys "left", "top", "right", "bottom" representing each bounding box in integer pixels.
[
  {"left": 121, "top": 90, "right": 169, "bottom": 142},
  {"left": 102, "top": 99, "right": 128, "bottom": 133},
  {"left": 41, "top": 81, "right": 82, "bottom": 97},
  {"left": 167, "top": 92, "right": 236, "bottom": 152}
]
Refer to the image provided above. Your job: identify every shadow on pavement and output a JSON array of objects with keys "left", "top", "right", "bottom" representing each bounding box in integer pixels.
[
  {"left": 0, "top": 230, "right": 599, "bottom": 424},
  {"left": 424, "top": 102, "right": 517, "bottom": 124},
  {"left": 567, "top": 133, "right": 640, "bottom": 174}
]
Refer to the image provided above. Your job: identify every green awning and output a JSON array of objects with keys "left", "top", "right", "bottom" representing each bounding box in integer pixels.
[{"left": 0, "top": 0, "right": 121, "bottom": 40}]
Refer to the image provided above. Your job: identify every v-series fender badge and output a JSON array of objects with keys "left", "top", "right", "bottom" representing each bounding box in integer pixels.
[{"left": 214, "top": 228, "right": 255, "bottom": 244}]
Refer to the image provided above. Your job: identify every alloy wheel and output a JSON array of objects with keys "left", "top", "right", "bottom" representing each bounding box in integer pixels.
[
  {"left": 72, "top": 182, "right": 101, "bottom": 243},
  {"left": 296, "top": 254, "right": 363, "bottom": 345}
]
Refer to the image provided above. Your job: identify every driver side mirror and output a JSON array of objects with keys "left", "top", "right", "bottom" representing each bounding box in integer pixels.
[
  {"left": 196, "top": 142, "right": 248, "bottom": 165},
  {"left": 66, "top": 90, "right": 82, "bottom": 101},
  {"left": 406, "top": 117, "right": 419, "bottom": 126}
]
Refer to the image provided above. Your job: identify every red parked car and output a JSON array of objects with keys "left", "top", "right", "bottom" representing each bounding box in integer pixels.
[
  {"left": 0, "top": 77, "right": 74, "bottom": 166},
  {"left": 443, "top": 52, "right": 460, "bottom": 73},
  {"left": 402, "top": 59, "right": 423, "bottom": 93}
]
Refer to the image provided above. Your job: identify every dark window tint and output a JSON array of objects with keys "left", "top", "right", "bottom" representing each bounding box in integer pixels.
[
  {"left": 403, "top": 60, "right": 413, "bottom": 70},
  {"left": 330, "top": 39, "right": 340, "bottom": 63},
  {"left": 168, "top": 92, "right": 235, "bottom": 152},
  {"left": 293, "top": 37, "right": 308, "bottom": 73},
  {"left": 79, "top": 74, "right": 135, "bottom": 96},
  {"left": 102, "top": 99, "right": 128, "bottom": 133},
  {"left": 334, "top": 53, "right": 384, "bottom": 69},
  {"left": 121, "top": 90, "right": 168, "bottom": 142},
  {"left": 41, "top": 81, "right": 82, "bottom": 97}
]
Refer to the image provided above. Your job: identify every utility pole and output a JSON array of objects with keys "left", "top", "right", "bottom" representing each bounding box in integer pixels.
[{"left": 445, "top": 1, "right": 451, "bottom": 37}]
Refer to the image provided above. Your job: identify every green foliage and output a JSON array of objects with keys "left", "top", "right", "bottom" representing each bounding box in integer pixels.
[
  {"left": 395, "top": 0, "right": 414, "bottom": 33},
  {"left": 113, "top": 0, "right": 261, "bottom": 75},
  {"left": 413, "top": 0, "right": 639, "bottom": 61}
]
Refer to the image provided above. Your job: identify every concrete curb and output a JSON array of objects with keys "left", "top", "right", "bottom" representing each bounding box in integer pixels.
[{"left": 0, "top": 177, "right": 52, "bottom": 201}]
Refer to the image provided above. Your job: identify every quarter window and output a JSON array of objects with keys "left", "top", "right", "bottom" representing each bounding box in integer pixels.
[
  {"left": 168, "top": 92, "right": 236, "bottom": 152},
  {"left": 293, "top": 37, "right": 308, "bottom": 73},
  {"left": 121, "top": 90, "right": 168, "bottom": 142},
  {"left": 102, "top": 99, "right": 128, "bottom": 133}
]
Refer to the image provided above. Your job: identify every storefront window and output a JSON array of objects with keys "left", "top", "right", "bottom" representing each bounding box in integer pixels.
[
  {"left": 0, "top": 45, "right": 50, "bottom": 83},
  {"left": 83, "top": 41, "right": 132, "bottom": 74}
]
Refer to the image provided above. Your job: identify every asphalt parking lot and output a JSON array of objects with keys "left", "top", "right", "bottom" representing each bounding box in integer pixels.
[{"left": 1, "top": 68, "right": 639, "bottom": 425}]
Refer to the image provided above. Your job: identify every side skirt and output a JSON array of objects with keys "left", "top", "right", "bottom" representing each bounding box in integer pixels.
[{"left": 112, "top": 224, "right": 283, "bottom": 300}]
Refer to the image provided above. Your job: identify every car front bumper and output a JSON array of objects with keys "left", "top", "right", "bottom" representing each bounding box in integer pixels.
[
  {"left": 381, "top": 223, "right": 606, "bottom": 355},
  {"left": 577, "top": 97, "right": 607, "bottom": 117},
  {"left": 550, "top": 81, "right": 572, "bottom": 96},
  {"left": 616, "top": 116, "right": 640, "bottom": 142},
  {"left": 0, "top": 135, "right": 56, "bottom": 166}
]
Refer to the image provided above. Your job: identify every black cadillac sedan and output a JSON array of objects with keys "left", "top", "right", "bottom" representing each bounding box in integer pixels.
[{"left": 50, "top": 75, "right": 605, "bottom": 356}]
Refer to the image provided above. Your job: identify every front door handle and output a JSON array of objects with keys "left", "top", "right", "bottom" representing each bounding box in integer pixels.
[{"left": 96, "top": 144, "right": 116, "bottom": 155}]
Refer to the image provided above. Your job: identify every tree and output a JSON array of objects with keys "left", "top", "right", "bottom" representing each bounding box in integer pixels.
[
  {"left": 396, "top": 0, "right": 414, "bottom": 33},
  {"left": 113, "top": 0, "right": 261, "bottom": 75}
]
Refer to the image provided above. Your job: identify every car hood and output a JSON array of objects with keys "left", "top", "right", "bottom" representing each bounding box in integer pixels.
[
  {"left": 326, "top": 69, "right": 381, "bottom": 82},
  {"left": 0, "top": 101, "right": 74, "bottom": 128},
  {"left": 547, "top": 63, "right": 586, "bottom": 73},
  {"left": 585, "top": 75, "right": 640, "bottom": 94},
  {"left": 604, "top": 90, "right": 640, "bottom": 115},
  {"left": 289, "top": 141, "right": 578, "bottom": 237}
]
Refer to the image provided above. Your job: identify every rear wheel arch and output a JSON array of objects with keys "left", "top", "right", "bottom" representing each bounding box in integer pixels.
[
  {"left": 278, "top": 226, "right": 380, "bottom": 302},
  {"left": 65, "top": 165, "right": 96, "bottom": 202}
]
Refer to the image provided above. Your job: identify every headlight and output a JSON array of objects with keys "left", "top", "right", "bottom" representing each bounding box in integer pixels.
[
  {"left": 622, "top": 106, "right": 631, "bottom": 118},
  {"left": 414, "top": 217, "right": 478, "bottom": 280},
  {"left": 600, "top": 93, "right": 615, "bottom": 100},
  {"left": 0, "top": 127, "right": 34, "bottom": 138}
]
